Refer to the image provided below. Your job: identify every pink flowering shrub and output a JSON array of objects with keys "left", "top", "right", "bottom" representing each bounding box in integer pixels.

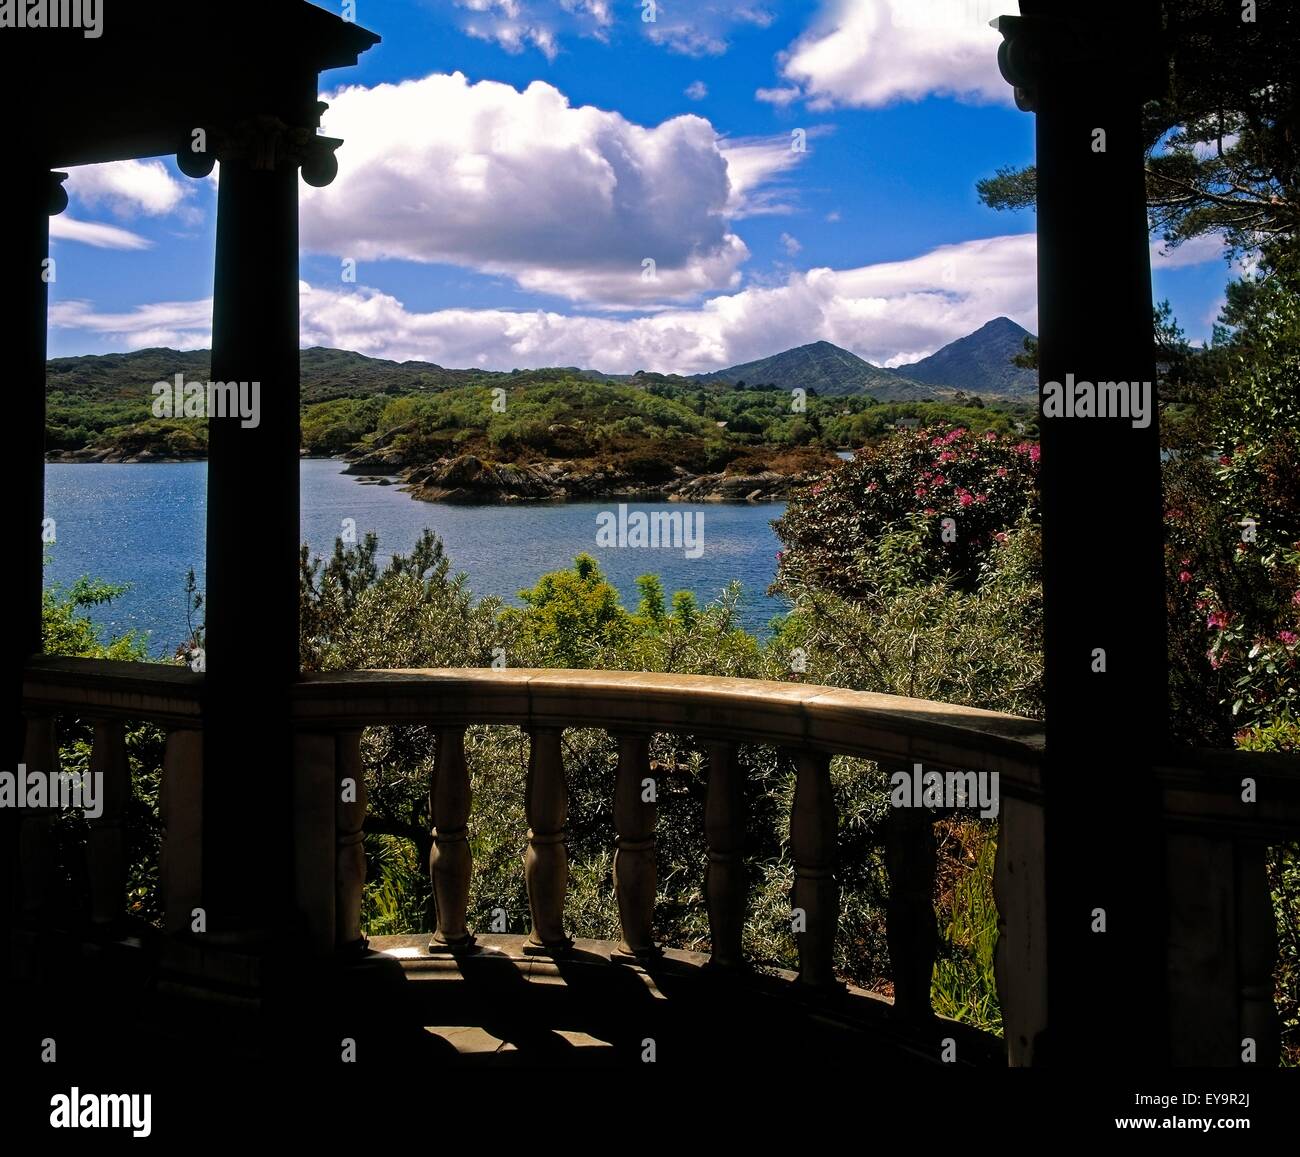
[{"left": 773, "top": 427, "right": 1039, "bottom": 600}]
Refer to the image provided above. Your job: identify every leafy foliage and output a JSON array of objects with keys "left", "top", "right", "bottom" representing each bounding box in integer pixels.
[{"left": 1165, "top": 277, "right": 1300, "bottom": 743}]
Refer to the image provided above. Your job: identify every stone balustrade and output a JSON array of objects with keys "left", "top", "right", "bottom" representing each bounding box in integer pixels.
[
  {"left": 18, "top": 656, "right": 1300, "bottom": 1065},
  {"left": 290, "top": 666, "right": 1046, "bottom": 1027}
]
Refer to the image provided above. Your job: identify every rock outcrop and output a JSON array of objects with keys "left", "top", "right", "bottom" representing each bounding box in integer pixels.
[{"left": 395, "top": 454, "right": 816, "bottom": 504}]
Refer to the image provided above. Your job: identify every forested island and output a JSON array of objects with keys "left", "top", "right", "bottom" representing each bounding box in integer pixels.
[{"left": 45, "top": 328, "right": 1037, "bottom": 502}]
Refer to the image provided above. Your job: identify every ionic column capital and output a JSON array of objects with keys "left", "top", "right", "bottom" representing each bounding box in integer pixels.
[
  {"left": 48, "top": 171, "right": 69, "bottom": 216},
  {"left": 992, "top": 9, "right": 1163, "bottom": 114},
  {"left": 176, "top": 112, "right": 342, "bottom": 187},
  {"left": 991, "top": 14, "right": 1044, "bottom": 113}
]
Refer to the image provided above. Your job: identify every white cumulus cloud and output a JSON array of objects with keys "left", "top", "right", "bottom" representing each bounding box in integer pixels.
[
  {"left": 303, "top": 73, "right": 798, "bottom": 307},
  {"left": 295, "top": 231, "right": 1040, "bottom": 370},
  {"left": 53, "top": 233, "right": 1042, "bottom": 372},
  {"left": 775, "top": 0, "right": 1010, "bottom": 109},
  {"left": 63, "top": 159, "right": 194, "bottom": 219}
]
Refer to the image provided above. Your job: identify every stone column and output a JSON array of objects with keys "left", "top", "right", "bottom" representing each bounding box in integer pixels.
[
  {"left": 181, "top": 118, "right": 341, "bottom": 939},
  {"left": 995, "top": 2, "right": 1169, "bottom": 1065},
  {"left": 1, "top": 167, "right": 66, "bottom": 951}
]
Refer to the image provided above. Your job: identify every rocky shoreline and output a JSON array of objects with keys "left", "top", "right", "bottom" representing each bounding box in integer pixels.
[
  {"left": 351, "top": 453, "right": 815, "bottom": 503},
  {"left": 46, "top": 448, "right": 323, "bottom": 465},
  {"left": 46, "top": 447, "right": 203, "bottom": 464},
  {"left": 46, "top": 447, "right": 823, "bottom": 502}
]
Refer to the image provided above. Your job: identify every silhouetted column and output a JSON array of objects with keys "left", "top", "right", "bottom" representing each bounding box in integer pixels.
[
  {"left": 1, "top": 167, "right": 66, "bottom": 952},
  {"left": 200, "top": 122, "right": 306, "bottom": 938},
  {"left": 996, "top": 2, "right": 1169, "bottom": 1065}
]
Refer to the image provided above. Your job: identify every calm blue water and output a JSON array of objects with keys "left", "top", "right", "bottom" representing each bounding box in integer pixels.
[{"left": 44, "top": 460, "right": 789, "bottom": 656}]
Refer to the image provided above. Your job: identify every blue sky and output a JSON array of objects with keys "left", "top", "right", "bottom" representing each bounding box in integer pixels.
[{"left": 48, "top": 0, "right": 1237, "bottom": 371}]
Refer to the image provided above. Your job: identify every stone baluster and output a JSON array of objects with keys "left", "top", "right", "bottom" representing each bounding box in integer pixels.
[
  {"left": 612, "top": 732, "right": 657, "bottom": 960},
  {"left": 86, "top": 719, "right": 130, "bottom": 933},
  {"left": 19, "top": 712, "right": 59, "bottom": 921},
  {"left": 993, "top": 794, "right": 1048, "bottom": 1066},
  {"left": 336, "top": 729, "right": 367, "bottom": 951},
  {"left": 292, "top": 731, "right": 338, "bottom": 953},
  {"left": 1236, "top": 840, "right": 1281, "bottom": 1066},
  {"left": 790, "top": 750, "right": 838, "bottom": 989},
  {"left": 705, "top": 741, "right": 746, "bottom": 970},
  {"left": 160, "top": 729, "right": 204, "bottom": 935},
  {"left": 523, "top": 727, "right": 572, "bottom": 952},
  {"left": 429, "top": 726, "right": 474, "bottom": 952},
  {"left": 884, "top": 798, "right": 937, "bottom": 1020}
]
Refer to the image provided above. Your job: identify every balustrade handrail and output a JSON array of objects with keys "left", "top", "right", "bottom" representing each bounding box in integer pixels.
[
  {"left": 23, "top": 655, "right": 202, "bottom": 725},
  {"left": 293, "top": 666, "right": 1046, "bottom": 790},
  {"left": 22, "top": 656, "right": 1300, "bottom": 822}
]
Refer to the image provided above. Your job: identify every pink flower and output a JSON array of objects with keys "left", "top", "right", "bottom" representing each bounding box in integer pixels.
[
  {"left": 959, "top": 493, "right": 974, "bottom": 507},
  {"left": 1279, "top": 631, "right": 1299, "bottom": 646},
  {"left": 985, "top": 431, "right": 997, "bottom": 441},
  {"left": 932, "top": 475, "right": 946, "bottom": 486},
  {"left": 1292, "top": 591, "right": 1300, "bottom": 607},
  {"left": 915, "top": 488, "right": 928, "bottom": 498},
  {"left": 939, "top": 450, "right": 956, "bottom": 463},
  {"left": 975, "top": 493, "right": 988, "bottom": 503},
  {"left": 1179, "top": 571, "right": 1193, "bottom": 583},
  {"left": 1218, "top": 455, "right": 1231, "bottom": 467},
  {"left": 923, "top": 508, "right": 936, "bottom": 516},
  {"left": 996, "top": 467, "right": 1008, "bottom": 478},
  {"left": 1028, "top": 445, "right": 1041, "bottom": 463},
  {"left": 1207, "top": 649, "right": 1223, "bottom": 670},
  {"left": 1207, "top": 611, "right": 1229, "bottom": 630},
  {"left": 993, "top": 531, "right": 1008, "bottom": 544}
]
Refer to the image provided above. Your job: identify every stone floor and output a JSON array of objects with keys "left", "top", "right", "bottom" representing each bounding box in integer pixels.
[
  {"left": 4, "top": 928, "right": 1005, "bottom": 1073},
  {"left": 363, "top": 933, "right": 1004, "bottom": 1068}
]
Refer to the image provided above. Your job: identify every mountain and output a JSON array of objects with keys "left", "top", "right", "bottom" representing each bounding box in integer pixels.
[
  {"left": 894, "top": 317, "right": 1037, "bottom": 399},
  {"left": 689, "top": 339, "right": 929, "bottom": 398}
]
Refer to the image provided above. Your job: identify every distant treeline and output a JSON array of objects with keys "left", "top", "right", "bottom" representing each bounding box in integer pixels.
[{"left": 46, "top": 350, "right": 1035, "bottom": 465}]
